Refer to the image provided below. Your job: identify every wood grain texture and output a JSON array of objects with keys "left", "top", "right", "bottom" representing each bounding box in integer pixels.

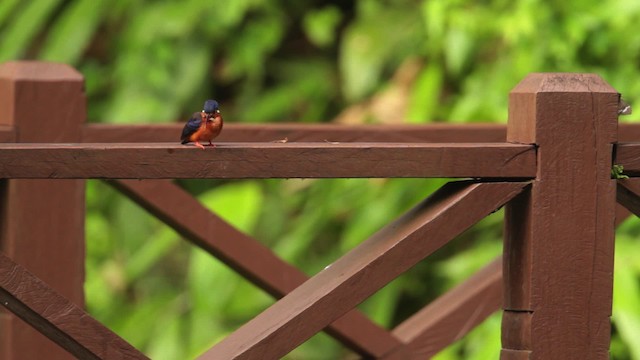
[
  {"left": 500, "top": 349, "right": 532, "bottom": 360},
  {"left": 83, "top": 122, "right": 506, "bottom": 143},
  {"left": 619, "top": 124, "right": 640, "bottom": 142},
  {"left": 0, "top": 61, "right": 86, "bottom": 360},
  {"left": 0, "top": 125, "right": 15, "bottom": 142},
  {"left": 79, "top": 122, "right": 640, "bottom": 144},
  {"left": 501, "top": 310, "right": 532, "bottom": 351},
  {"left": 503, "top": 73, "right": 618, "bottom": 359},
  {"left": 82, "top": 123, "right": 509, "bottom": 143},
  {"left": 0, "top": 252, "right": 148, "bottom": 359},
  {"left": 0, "top": 142, "right": 536, "bottom": 179},
  {"left": 198, "top": 181, "right": 528, "bottom": 360},
  {"left": 389, "top": 257, "right": 503, "bottom": 359},
  {"left": 109, "top": 179, "right": 405, "bottom": 358}
]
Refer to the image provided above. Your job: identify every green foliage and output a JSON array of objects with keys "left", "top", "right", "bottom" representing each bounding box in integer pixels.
[
  {"left": 0, "top": 0, "right": 64, "bottom": 60},
  {"left": 613, "top": 220, "right": 640, "bottom": 360},
  {"left": 303, "top": 6, "right": 343, "bottom": 48},
  {"left": 3, "top": 1, "right": 640, "bottom": 359},
  {"left": 613, "top": 164, "right": 629, "bottom": 179}
]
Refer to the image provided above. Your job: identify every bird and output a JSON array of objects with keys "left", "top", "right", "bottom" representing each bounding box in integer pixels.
[{"left": 180, "top": 100, "right": 223, "bottom": 149}]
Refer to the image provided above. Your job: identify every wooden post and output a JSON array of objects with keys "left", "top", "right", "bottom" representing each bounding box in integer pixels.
[
  {"left": 502, "top": 73, "right": 618, "bottom": 359},
  {"left": 0, "top": 61, "right": 86, "bottom": 360}
]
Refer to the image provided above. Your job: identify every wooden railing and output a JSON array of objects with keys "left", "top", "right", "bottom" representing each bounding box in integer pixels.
[{"left": 0, "top": 62, "right": 638, "bottom": 359}]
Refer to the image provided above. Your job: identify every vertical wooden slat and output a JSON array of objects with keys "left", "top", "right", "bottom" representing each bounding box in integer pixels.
[
  {"left": 199, "top": 181, "right": 527, "bottom": 360},
  {"left": 389, "top": 194, "right": 629, "bottom": 360},
  {"left": 0, "top": 125, "right": 15, "bottom": 142},
  {"left": 0, "top": 61, "right": 86, "bottom": 360},
  {"left": 503, "top": 73, "right": 618, "bottom": 359}
]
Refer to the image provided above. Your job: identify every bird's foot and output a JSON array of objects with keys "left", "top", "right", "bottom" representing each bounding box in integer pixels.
[
  {"left": 195, "top": 141, "right": 206, "bottom": 150},
  {"left": 208, "top": 141, "right": 216, "bottom": 148}
]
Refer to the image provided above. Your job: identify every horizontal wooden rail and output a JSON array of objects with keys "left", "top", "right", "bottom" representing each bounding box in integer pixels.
[
  {"left": 74, "top": 123, "right": 640, "bottom": 143},
  {"left": 82, "top": 123, "right": 509, "bottom": 143},
  {"left": 0, "top": 142, "right": 535, "bottom": 179},
  {"left": 5, "top": 122, "right": 640, "bottom": 147},
  {"left": 614, "top": 143, "right": 640, "bottom": 177},
  {"left": 1, "top": 122, "right": 639, "bottom": 144}
]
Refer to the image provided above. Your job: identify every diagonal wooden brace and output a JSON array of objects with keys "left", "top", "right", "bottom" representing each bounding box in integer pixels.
[
  {"left": 0, "top": 252, "right": 148, "bottom": 359},
  {"left": 109, "top": 179, "right": 405, "bottom": 358},
  {"left": 198, "top": 180, "right": 528, "bottom": 360}
]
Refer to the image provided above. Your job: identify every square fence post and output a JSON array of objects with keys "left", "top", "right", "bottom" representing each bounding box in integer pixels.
[
  {"left": 502, "top": 73, "right": 619, "bottom": 359},
  {"left": 0, "top": 61, "right": 86, "bottom": 360}
]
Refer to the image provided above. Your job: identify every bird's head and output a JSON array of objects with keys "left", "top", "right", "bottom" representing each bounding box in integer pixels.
[{"left": 203, "top": 100, "right": 220, "bottom": 118}]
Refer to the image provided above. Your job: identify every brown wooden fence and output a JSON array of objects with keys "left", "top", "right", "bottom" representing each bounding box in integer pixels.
[{"left": 0, "top": 61, "right": 639, "bottom": 359}]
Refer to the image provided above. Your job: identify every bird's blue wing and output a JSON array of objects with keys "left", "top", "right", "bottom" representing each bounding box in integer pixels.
[{"left": 180, "top": 113, "right": 202, "bottom": 143}]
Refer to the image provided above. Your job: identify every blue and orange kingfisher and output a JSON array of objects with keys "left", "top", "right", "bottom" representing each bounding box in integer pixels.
[{"left": 180, "top": 100, "right": 223, "bottom": 149}]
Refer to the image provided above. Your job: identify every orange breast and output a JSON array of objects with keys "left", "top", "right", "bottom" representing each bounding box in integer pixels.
[{"left": 188, "top": 117, "right": 222, "bottom": 142}]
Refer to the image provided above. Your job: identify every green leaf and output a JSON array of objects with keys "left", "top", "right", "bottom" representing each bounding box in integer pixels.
[
  {"left": 123, "top": 228, "right": 179, "bottom": 283},
  {"left": 197, "top": 181, "right": 263, "bottom": 233},
  {"left": 0, "top": 0, "right": 20, "bottom": 28},
  {"left": 612, "top": 164, "right": 629, "bottom": 179},
  {"left": 339, "top": 20, "right": 388, "bottom": 101},
  {"left": 39, "top": 0, "right": 108, "bottom": 64},
  {"left": 0, "top": 0, "right": 64, "bottom": 61},
  {"left": 186, "top": 247, "right": 240, "bottom": 356},
  {"left": 407, "top": 63, "right": 444, "bottom": 123},
  {"left": 358, "top": 278, "right": 403, "bottom": 327},
  {"left": 222, "top": 14, "right": 286, "bottom": 81},
  {"left": 613, "top": 237, "right": 640, "bottom": 359},
  {"left": 444, "top": 27, "right": 472, "bottom": 76},
  {"left": 303, "top": 6, "right": 343, "bottom": 48},
  {"left": 146, "top": 315, "right": 184, "bottom": 360}
]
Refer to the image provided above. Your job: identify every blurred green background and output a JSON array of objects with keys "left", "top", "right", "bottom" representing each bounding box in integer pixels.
[{"left": 2, "top": 0, "right": 640, "bottom": 359}]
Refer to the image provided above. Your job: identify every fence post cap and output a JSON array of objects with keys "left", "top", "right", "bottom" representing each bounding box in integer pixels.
[
  {"left": 508, "top": 72, "right": 618, "bottom": 144},
  {"left": 511, "top": 72, "right": 617, "bottom": 94},
  {"left": 0, "top": 61, "right": 83, "bottom": 82}
]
